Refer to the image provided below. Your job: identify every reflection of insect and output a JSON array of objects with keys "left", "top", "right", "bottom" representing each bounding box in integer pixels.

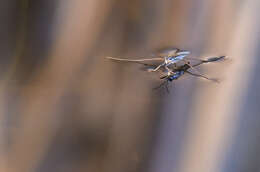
[
  {"left": 106, "top": 47, "right": 197, "bottom": 73},
  {"left": 155, "top": 56, "right": 225, "bottom": 92}
]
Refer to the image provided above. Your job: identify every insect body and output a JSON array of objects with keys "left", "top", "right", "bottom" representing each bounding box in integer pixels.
[
  {"left": 154, "top": 70, "right": 185, "bottom": 92},
  {"left": 152, "top": 49, "right": 191, "bottom": 72},
  {"left": 167, "top": 71, "right": 185, "bottom": 81},
  {"left": 155, "top": 56, "right": 225, "bottom": 91}
]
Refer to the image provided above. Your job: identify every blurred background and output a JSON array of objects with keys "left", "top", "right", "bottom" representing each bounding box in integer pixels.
[{"left": 1, "top": 0, "right": 260, "bottom": 172}]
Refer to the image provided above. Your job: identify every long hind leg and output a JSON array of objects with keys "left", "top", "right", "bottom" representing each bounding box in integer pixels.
[
  {"left": 152, "top": 57, "right": 167, "bottom": 72},
  {"left": 183, "top": 59, "right": 201, "bottom": 73},
  {"left": 186, "top": 71, "right": 219, "bottom": 83}
]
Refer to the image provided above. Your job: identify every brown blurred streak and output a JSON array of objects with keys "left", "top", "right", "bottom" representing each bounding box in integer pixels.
[
  {"left": 178, "top": 1, "right": 253, "bottom": 172},
  {"left": 8, "top": 0, "right": 115, "bottom": 172},
  {"left": 5, "top": 0, "right": 197, "bottom": 172},
  {"left": 206, "top": 0, "right": 237, "bottom": 52},
  {"left": 147, "top": 0, "right": 191, "bottom": 48}
]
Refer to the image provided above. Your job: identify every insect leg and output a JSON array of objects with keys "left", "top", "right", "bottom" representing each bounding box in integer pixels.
[
  {"left": 165, "top": 80, "right": 170, "bottom": 93},
  {"left": 106, "top": 56, "right": 164, "bottom": 62},
  {"left": 183, "top": 59, "right": 217, "bottom": 81},
  {"left": 204, "top": 56, "right": 226, "bottom": 63},
  {"left": 185, "top": 57, "right": 205, "bottom": 62},
  {"left": 151, "top": 64, "right": 163, "bottom": 72},
  {"left": 185, "top": 56, "right": 226, "bottom": 68},
  {"left": 152, "top": 57, "right": 168, "bottom": 72},
  {"left": 186, "top": 56, "right": 225, "bottom": 63},
  {"left": 165, "top": 65, "right": 174, "bottom": 74},
  {"left": 183, "top": 59, "right": 201, "bottom": 72},
  {"left": 186, "top": 71, "right": 219, "bottom": 83},
  {"left": 153, "top": 80, "right": 168, "bottom": 90}
]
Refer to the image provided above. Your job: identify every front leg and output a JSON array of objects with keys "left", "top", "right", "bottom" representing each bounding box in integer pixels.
[
  {"left": 153, "top": 56, "right": 168, "bottom": 72},
  {"left": 151, "top": 64, "right": 163, "bottom": 72},
  {"left": 152, "top": 61, "right": 166, "bottom": 72},
  {"left": 165, "top": 65, "right": 174, "bottom": 74}
]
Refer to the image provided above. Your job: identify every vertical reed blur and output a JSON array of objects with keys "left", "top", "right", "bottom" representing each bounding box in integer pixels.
[{"left": 1, "top": 0, "right": 260, "bottom": 172}]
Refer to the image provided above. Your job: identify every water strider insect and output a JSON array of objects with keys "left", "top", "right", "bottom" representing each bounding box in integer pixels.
[
  {"left": 155, "top": 56, "right": 225, "bottom": 92},
  {"left": 106, "top": 48, "right": 226, "bottom": 92},
  {"left": 106, "top": 47, "right": 199, "bottom": 73}
]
